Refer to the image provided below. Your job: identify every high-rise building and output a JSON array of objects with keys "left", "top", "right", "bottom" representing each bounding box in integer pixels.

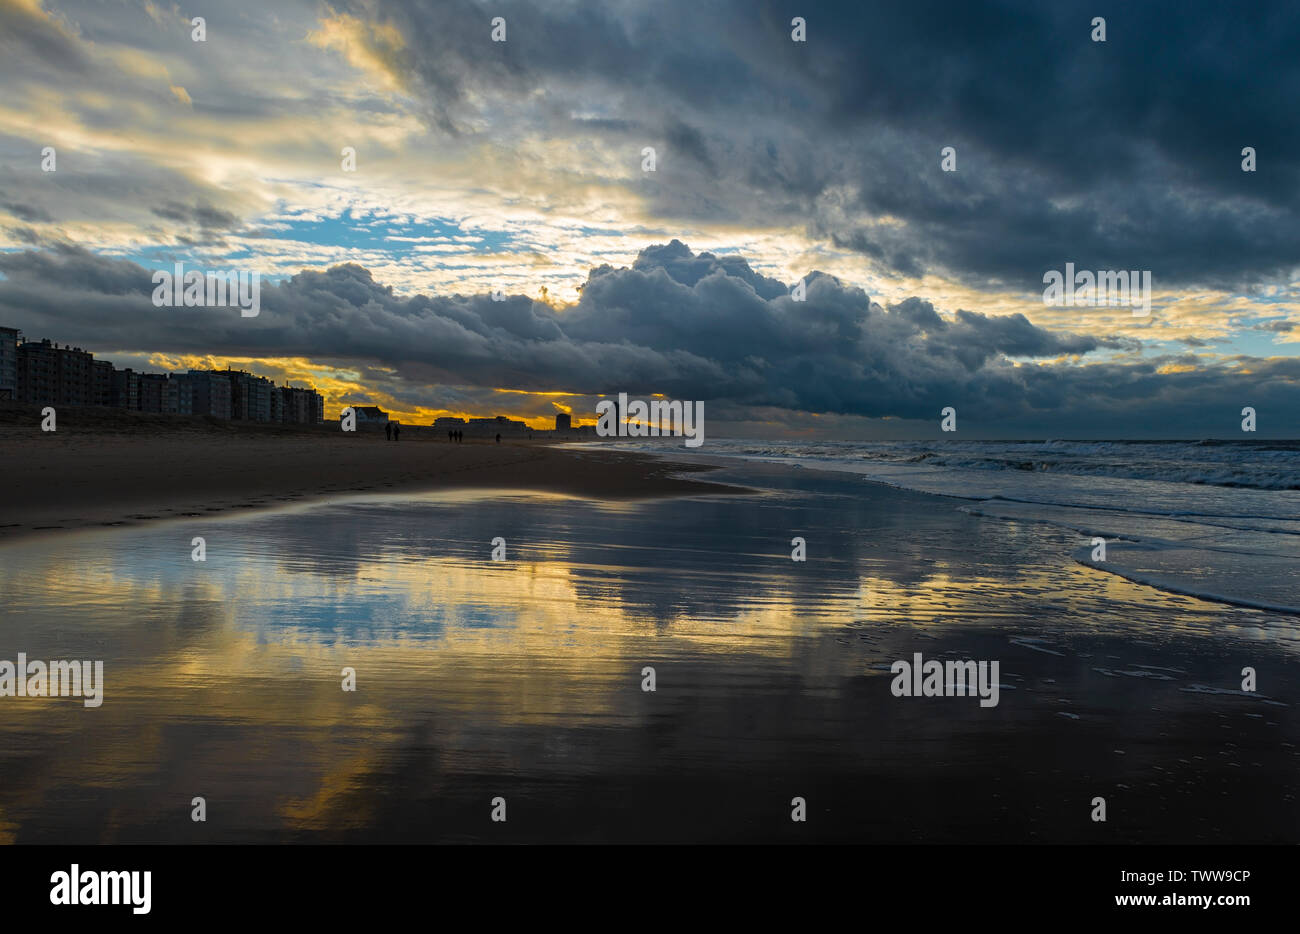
[
  {"left": 58, "top": 345, "right": 93, "bottom": 406},
  {"left": 277, "top": 385, "right": 323, "bottom": 424},
  {"left": 216, "top": 369, "right": 273, "bottom": 421},
  {"left": 17, "top": 339, "right": 93, "bottom": 406},
  {"left": 249, "top": 374, "right": 272, "bottom": 421},
  {"left": 0, "top": 326, "right": 327, "bottom": 424},
  {"left": 92, "top": 360, "right": 114, "bottom": 406},
  {"left": 17, "top": 339, "right": 55, "bottom": 403},
  {"left": 162, "top": 373, "right": 193, "bottom": 415},
  {"left": 0, "top": 326, "right": 19, "bottom": 400},
  {"left": 165, "top": 372, "right": 193, "bottom": 415},
  {"left": 186, "top": 370, "right": 232, "bottom": 419},
  {"left": 290, "top": 388, "right": 307, "bottom": 424},
  {"left": 138, "top": 372, "right": 168, "bottom": 413},
  {"left": 111, "top": 368, "right": 140, "bottom": 409}
]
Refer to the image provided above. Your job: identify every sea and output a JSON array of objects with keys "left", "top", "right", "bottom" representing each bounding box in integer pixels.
[{"left": 603, "top": 438, "right": 1300, "bottom": 615}]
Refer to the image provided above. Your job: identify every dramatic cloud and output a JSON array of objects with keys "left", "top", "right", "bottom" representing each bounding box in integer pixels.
[
  {"left": 335, "top": 0, "right": 1300, "bottom": 290},
  {"left": 1, "top": 0, "right": 1299, "bottom": 435},
  {"left": 2, "top": 240, "right": 1295, "bottom": 436}
]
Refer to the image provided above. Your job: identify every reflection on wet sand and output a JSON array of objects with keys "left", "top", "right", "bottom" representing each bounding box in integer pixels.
[{"left": 0, "top": 465, "right": 1296, "bottom": 842}]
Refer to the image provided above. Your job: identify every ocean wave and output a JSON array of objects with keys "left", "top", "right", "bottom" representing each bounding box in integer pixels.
[
  {"left": 607, "top": 437, "right": 1300, "bottom": 613},
  {"left": 689, "top": 439, "right": 1300, "bottom": 491}
]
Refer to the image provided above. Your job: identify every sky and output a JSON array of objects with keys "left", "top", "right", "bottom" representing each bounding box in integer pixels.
[{"left": 1, "top": 0, "right": 1298, "bottom": 438}]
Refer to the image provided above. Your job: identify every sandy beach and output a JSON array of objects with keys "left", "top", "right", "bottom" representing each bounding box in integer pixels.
[
  {"left": 1, "top": 453, "right": 1295, "bottom": 844},
  {"left": 0, "top": 403, "right": 736, "bottom": 542}
]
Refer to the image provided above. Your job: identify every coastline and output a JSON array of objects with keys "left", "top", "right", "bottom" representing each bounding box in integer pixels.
[
  {"left": 592, "top": 438, "right": 1300, "bottom": 617},
  {"left": 2, "top": 446, "right": 1295, "bottom": 844},
  {"left": 0, "top": 405, "right": 744, "bottom": 544}
]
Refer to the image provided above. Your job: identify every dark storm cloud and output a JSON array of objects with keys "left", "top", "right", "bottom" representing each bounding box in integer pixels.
[
  {"left": 0, "top": 200, "right": 52, "bottom": 223},
  {"left": 4, "top": 238, "right": 1294, "bottom": 436},
  {"left": 343, "top": 0, "right": 1300, "bottom": 290},
  {"left": 150, "top": 202, "right": 241, "bottom": 231},
  {"left": 5, "top": 224, "right": 43, "bottom": 244}
]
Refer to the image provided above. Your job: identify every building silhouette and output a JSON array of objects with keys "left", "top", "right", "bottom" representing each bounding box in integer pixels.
[
  {"left": 433, "top": 416, "right": 466, "bottom": 432},
  {"left": 0, "top": 326, "right": 18, "bottom": 401},
  {"left": 279, "top": 386, "right": 324, "bottom": 424},
  {"left": 1, "top": 323, "right": 323, "bottom": 423},
  {"left": 351, "top": 405, "right": 389, "bottom": 424},
  {"left": 92, "top": 359, "right": 113, "bottom": 406},
  {"left": 17, "top": 339, "right": 93, "bottom": 406},
  {"left": 184, "top": 370, "right": 233, "bottom": 419}
]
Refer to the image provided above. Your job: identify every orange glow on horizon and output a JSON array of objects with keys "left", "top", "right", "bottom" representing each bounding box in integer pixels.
[{"left": 143, "top": 352, "right": 595, "bottom": 427}]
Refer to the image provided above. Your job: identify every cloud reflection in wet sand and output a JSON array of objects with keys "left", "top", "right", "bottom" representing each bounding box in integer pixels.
[{"left": 0, "top": 466, "right": 1296, "bottom": 843}]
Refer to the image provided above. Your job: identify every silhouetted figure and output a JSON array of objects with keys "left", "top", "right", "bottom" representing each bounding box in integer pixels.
[
  {"left": 448, "top": 430, "right": 453, "bottom": 442},
  {"left": 393, "top": 423, "right": 400, "bottom": 442},
  {"left": 495, "top": 433, "right": 501, "bottom": 444},
  {"left": 385, "top": 422, "right": 392, "bottom": 441}
]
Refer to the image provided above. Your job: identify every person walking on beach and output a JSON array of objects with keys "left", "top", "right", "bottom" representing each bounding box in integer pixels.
[
  {"left": 393, "top": 423, "right": 400, "bottom": 442},
  {"left": 385, "top": 422, "right": 392, "bottom": 441},
  {"left": 496, "top": 433, "right": 501, "bottom": 444}
]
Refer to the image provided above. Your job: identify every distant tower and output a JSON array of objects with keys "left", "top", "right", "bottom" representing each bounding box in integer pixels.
[{"left": 556, "top": 412, "right": 571, "bottom": 431}]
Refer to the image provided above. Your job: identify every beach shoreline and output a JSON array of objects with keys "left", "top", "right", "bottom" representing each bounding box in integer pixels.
[
  {"left": 2, "top": 449, "right": 1295, "bottom": 844},
  {"left": 0, "top": 403, "right": 744, "bottom": 544}
]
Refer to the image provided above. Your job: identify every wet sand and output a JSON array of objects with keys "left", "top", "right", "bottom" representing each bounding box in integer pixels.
[
  {"left": 0, "top": 456, "right": 1295, "bottom": 843},
  {"left": 0, "top": 403, "right": 737, "bottom": 542}
]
